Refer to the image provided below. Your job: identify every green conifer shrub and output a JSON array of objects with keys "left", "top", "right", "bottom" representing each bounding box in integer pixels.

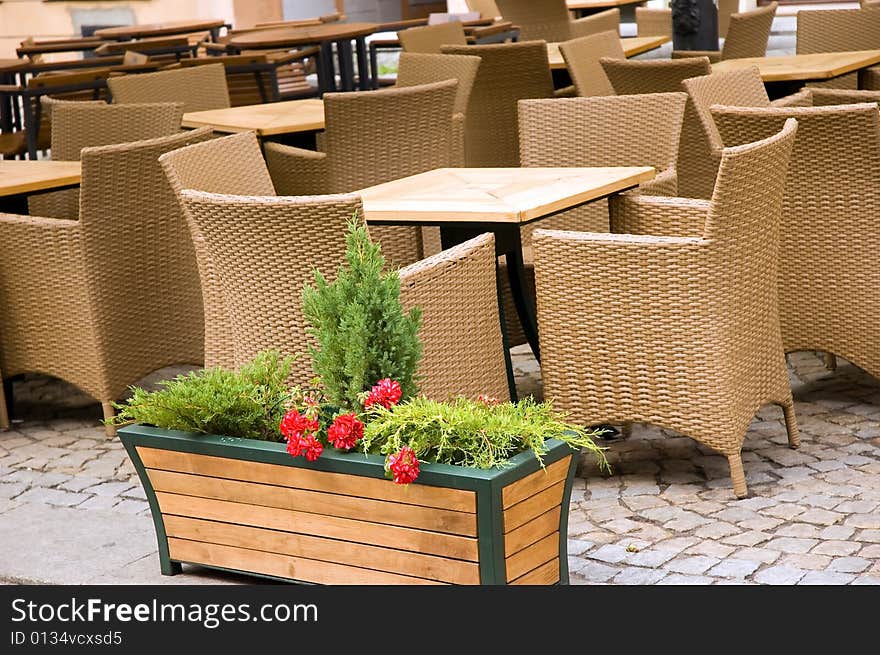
[{"left": 302, "top": 218, "right": 422, "bottom": 411}]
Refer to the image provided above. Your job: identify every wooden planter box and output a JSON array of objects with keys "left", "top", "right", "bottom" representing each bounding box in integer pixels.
[{"left": 119, "top": 425, "right": 578, "bottom": 585}]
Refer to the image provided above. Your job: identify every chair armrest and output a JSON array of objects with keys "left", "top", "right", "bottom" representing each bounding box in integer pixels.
[
  {"left": 263, "top": 143, "right": 330, "bottom": 196},
  {"left": 637, "top": 167, "right": 678, "bottom": 197},
  {"left": 468, "top": 21, "right": 516, "bottom": 40},
  {"left": 770, "top": 89, "right": 812, "bottom": 107},
  {"left": 554, "top": 85, "right": 577, "bottom": 98},
  {"left": 672, "top": 50, "right": 721, "bottom": 63},
  {"left": 609, "top": 194, "right": 709, "bottom": 237}
]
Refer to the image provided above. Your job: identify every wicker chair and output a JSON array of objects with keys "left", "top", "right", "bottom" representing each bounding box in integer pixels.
[
  {"left": 264, "top": 80, "right": 458, "bottom": 268},
  {"left": 718, "top": 0, "right": 739, "bottom": 38},
  {"left": 160, "top": 131, "right": 276, "bottom": 370},
  {"left": 398, "top": 233, "right": 510, "bottom": 401},
  {"left": 558, "top": 30, "right": 624, "bottom": 97},
  {"left": 29, "top": 101, "right": 183, "bottom": 220},
  {"left": 398, "top": 21, "right": 468, "bottom": 53},
  {"left": 496, "top": 92, "right": 688, "bottom": 348},
  {"left": 534, "top": 118, "right": 800, "bottom": 498},
  {"left": 0, "top": 128, "right": 213, "bottom": 434},
  {"left": 680, "top": 66, "right": 807, "bottom": 200},
  {"left": 671, "top": 2, "right": 777, "bottom": 62},
  {"left": 441, "top": 41, "right": 554, "bottom": 167},
  {"left": 601, "top": 56, "right": 712, "bottom": 198},
  {"left": 796, "top": 7, "right": 880, "bottom": 90},
  {"left": 176, "top": 190, "right": 355, "bottom": 381},
  {"left": 636, "top": 8, "right": 671, "bottom": 38},
  {"left": 108, "top": 64, "right": 231, "bottom": 112},
  {"left": 395, "top": 52, "right": 481, "bottom": 165},
  {"left": 495, "top": 0, "right": 620, "bottom": 42},
  {"left": 711, "top": 103, "right": 880, "bottom": 386}
]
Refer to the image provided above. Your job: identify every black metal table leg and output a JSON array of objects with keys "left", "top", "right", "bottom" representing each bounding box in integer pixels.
[
  {"left": 439, "top": 223, "right": 541, "bottom": 362},
  {"left": 318, "top": 41, "right": 337, "bottom": 94},
  {"left": 337, "top": 39, "right": 355, "bottom": 92},
  {"left": 355, "top": 36, "right": 371, "bottom": 91}
]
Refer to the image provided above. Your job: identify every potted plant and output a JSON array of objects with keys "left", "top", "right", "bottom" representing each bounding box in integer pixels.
[{"left": 116, "top": 222, "right": 607, "bottom": 585}]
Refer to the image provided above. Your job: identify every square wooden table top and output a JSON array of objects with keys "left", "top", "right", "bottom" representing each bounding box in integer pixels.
[
  {"left": 547, "top": 35, "right": 671, "bottom": 69},
  {"left": 712, "top": 50, "right": 880, "bottom": 83},
  {"left": 358, "top": 167, "right": 655, "bottom": 224},
  {"left": 181, "top": 98, "right": 325, "bottom": 136},
  {"left": 0, "top": 160, "right": 82, "bottom": 197}
]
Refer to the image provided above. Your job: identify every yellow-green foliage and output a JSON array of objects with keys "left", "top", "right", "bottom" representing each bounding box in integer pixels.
[
  {"left": 110, "top": 351, "right": 294, "bottom": 441},
  {"left": 362, "top": 396, "right": 609, "bottom": 470}
]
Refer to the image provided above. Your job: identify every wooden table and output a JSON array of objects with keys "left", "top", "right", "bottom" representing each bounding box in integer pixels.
[
  {"left": 358, "top": 166, "right": 655, "bottom": 360},
  {"left": 547, "top": 35, "right": 671, "bottom": 70},
  {"left": 0, "top": 160, "right": 82, "bottom": 214},
  {"left": 567, "top": 0, "right": 647, "bottom": 20},
  {"left": 94, "top": 19, "right": 227, "bottom": 42},
  {"left": 182, "top": 99, "right": 325, "bottom": 137},
  {"left": 228, "top": 23, "right": 379, "bottom": 94},
  {"left": 712, "top": 50, "right": 880, "bottom": 97}
]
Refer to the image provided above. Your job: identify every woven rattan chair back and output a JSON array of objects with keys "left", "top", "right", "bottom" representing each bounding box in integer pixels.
[
  {"left": 601, "top": 56, "right": 712, "bottom": 198},
  {"left": 796, "top": 7, "right": 880, "bottom": 89},
  {"left": 559, "top": 30, "right": 624, "bottom": 97},
  {"left": 712, "top": 103, "right": 880, "bottom": 378},
  {"left": 399, "top": 233, "right": 510, "bottom": 402},
  {"left": 160, "top": 132, "right": 276, "bottom": 369},
  {"left": 398, "top": 21, "right": 468, "bottom": 53},
  {"left": 108, "top": 64, "right": 231, "bottom": 112},
  {"left": 575, "top": 9, "right": 621, "bottom": 37},
  {"left": 177, "top": 191, "right": 358, "bottom": 381},
  {"left": 533, "top": 118, "right": 799, "bottom": 498},
  {"left": 636, "top": 8, "right": 671, "bottom": 37},
  {"left": 720, "top": 1, "right": 776, "bottom": 61},
  {"left": 807, "top": 88, "right": 880, "bottom": 107},
  {"left": 496, "top": 0, "right": 575, "bottom": 42},
  {"left": 718, "top": 0, "right": 739, "bottom": 37},
  {"left": 396, "top": 52, "right": 481, "bottom": 170},
  {"left": 442, "top": 41, "right": 554, "bottom": 166},
  {"left": 519, "top": 92, "right": 687, "bottom": 235},
  {"left": 396, "top": 52, "right": 480, "bottom": 116},
  {"left": 75, "top": 128, "right": 214, "bottom": 398},
  {"left": 29, "top": 101, "right": 183, "bottom": 219},
  {"left": 683, "top": 67, "right": 770, "bottom": 152}
]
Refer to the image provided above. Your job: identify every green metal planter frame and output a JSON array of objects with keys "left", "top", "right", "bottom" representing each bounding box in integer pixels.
[{"left": 119, "top": 425, "right": 578, "bottom": 585}]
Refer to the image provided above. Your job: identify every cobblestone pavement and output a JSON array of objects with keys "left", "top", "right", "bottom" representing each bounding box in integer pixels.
[{"left": 1, "top": 350, "right": 879, "bottom": 584}]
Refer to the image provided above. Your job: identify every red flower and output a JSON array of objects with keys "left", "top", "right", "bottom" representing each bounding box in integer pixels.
[
  {"left": 302, "top": 434, "right": 324, "bottom": 462},
  {"left": 364, "top": 378, "right": 403, "bottom": 409},
  {"left": 477, "top": 394, "right": 500, "bottom": 406},
  {"left": 327, "top": 413, "right": 364, "bottom": 451},
  {"left": 388, "top": 446, "right": 420, "bottom": 485},
  {"left": 286, "top": 435, "right": 305, "bottom": 458},
  {"left": 280, "top": 409, "right": 318, "bottom": 440}
]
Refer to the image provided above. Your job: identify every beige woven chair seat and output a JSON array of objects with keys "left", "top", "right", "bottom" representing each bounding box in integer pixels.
[{"left": 534, "top": 119, "right": 800, "bottom": 499}]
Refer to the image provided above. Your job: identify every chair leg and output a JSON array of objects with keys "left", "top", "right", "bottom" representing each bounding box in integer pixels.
[
  {"left": 0, "top": 380, "right": 9, "bottom": 431},
  {"left": 823, "top": 352, "right": 837, "bottom": 371},
  {"left": 727, "top": 453, "right": 748, "bottom": 499},
  {"left": 101, "top": 401, "right": 117, "bottom": 437},
  {"left": 781, "top": 401, "right": 800, "bottom": 449}
]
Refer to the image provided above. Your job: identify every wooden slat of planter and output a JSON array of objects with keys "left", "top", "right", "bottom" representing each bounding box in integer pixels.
[
  {"left": 504, "top": 532, "right": 559, "bottom": 582},
  {"left": 502, "top": 481, "right": 566, "bottom": 533},
  {"left": 148, "top": 469, "right": 477, "bottom": 536},
  {"left": 138, "top": 447, "right": 475, "bottom": 513},
  {"left": 156, "top": 492, "right": 480, "bottom": 561},
  {"left": 510, "top": 559, "right": 560, "bottom": 586},
  {"left": 501, "top": 457, "right": 570, "bottom": 509},
  {"left": 168, "top": 538, "right": 445, "bottom": 585},
  {"left": 503, "top": 507, "right": 561, "bottom": 558},
  {"left": 164, "top": 515, "right": 480, "bottom": 584}
]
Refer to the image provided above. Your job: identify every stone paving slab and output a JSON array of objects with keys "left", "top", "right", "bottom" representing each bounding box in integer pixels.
[{"left": 1, "top": 351, "right": 880, "bottom": 584}]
